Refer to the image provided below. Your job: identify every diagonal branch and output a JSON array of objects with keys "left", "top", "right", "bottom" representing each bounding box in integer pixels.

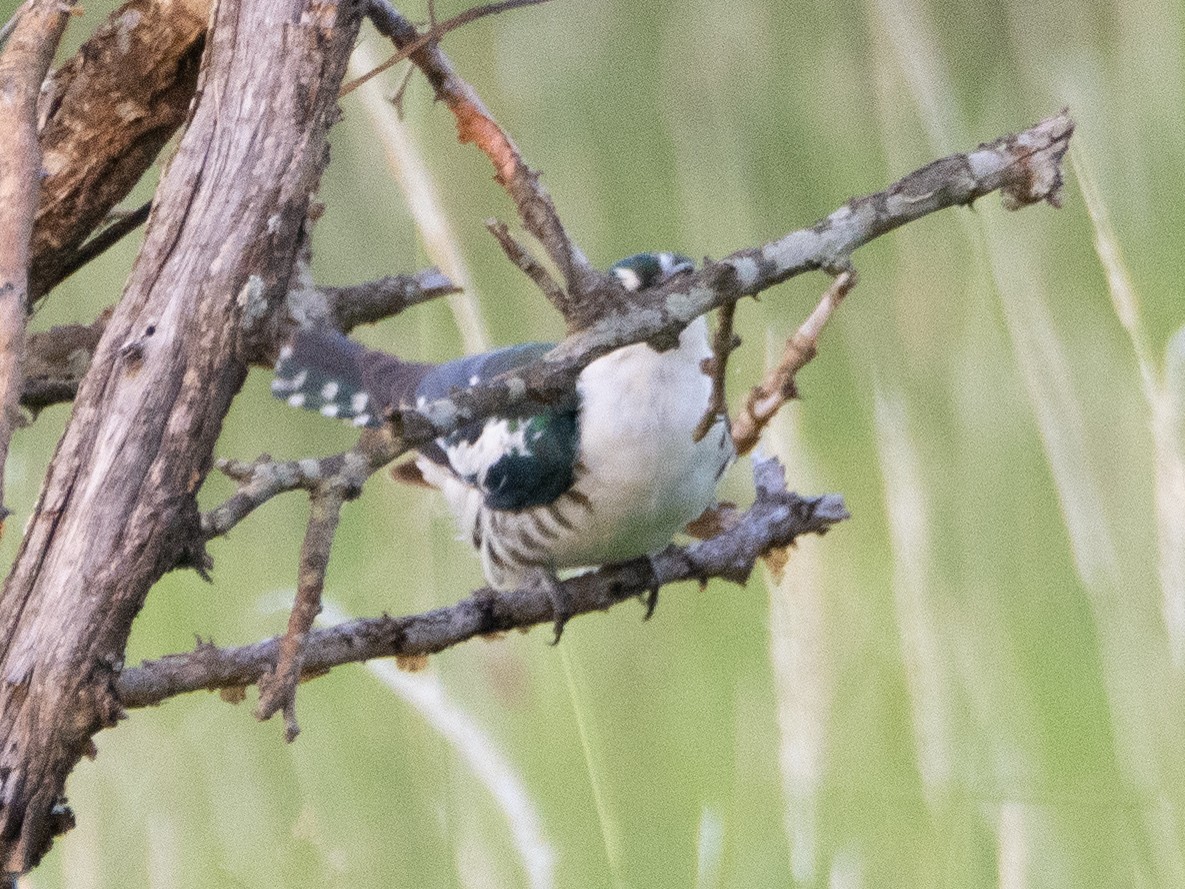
[
  {"left": 383, "top": 111, "right": 1075, "bottom": 454},
  {"left": 116, "top": 456, "right": 848, "bottom": 708},
  {"left": 731, "top": 269, "right": 858, "bottom": 455},
  {"left": 365, "top": 0, "right": 601, "bottom": 309},
  {"left": 0, "top": 0, "right": 365, "bottom": 873},
  {"left": 29, "top": 0, "right": 209, "bottom": 302},
  {"left": 233, "top": 431, "right": 400, "bottom": 741}
]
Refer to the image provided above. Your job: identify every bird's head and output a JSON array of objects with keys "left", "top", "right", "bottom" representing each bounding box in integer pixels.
[{"left": 609, "top": 252, "right": 695, "bottom": 293}]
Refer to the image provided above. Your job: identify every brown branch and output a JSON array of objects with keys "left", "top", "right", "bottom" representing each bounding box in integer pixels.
[
  {"left": 693, "top": 302, "right": 738, "bottom": 442},
  {"left": 0, "top": 0, "right": 76, "bottom": 520},
  {"left": 254, "top": 489, "right": 346, "bottom": 740},
  {"left": 732, "top": 270, "right": 858, "bottom": 455},
  {"left": 343, "top": 0, "right": 550, "bottom": 98},
  {"left": 365, "top": 0, "right": 601, "bottom": 312},
  {"left": 20, "top": 316, "right": 107, "bottom": 414},
  {"left": 211, "top": 431, "right": 402, "bottom": 738},
  {"left": 50, "top": 200, "right": 153, "bottom": 287},
  {"left": 29, "top": 0, "right": 210, "bottom": 302},
  {"left": 18, "top": 268, "right": 458, "bottom": 413},
  {"left": 485, "top": 218, "right": 568, "bottom": 311},
  {"left": 116, "top": 456, "right": 848, "bottom": 708},
  {"left": 0, "top": 0, "right": 364, "bottom": 873}
]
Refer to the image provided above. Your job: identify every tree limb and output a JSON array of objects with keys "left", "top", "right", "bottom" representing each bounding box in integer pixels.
[
  {"left": 0, "top": 0, "right": 363, "bottom": 873},
  {"left": 384, "top": 112, "right": 1074, "bottom": 453},
  {"left": 365, "top": 0, "right": 601, "bottom": 307},
  {"left": 0, "top": 0, "right": 77, "bottom": 520},
  {"left": 18, "top": 268, "right": 458, "bottom": 412},
  {"left": 117, "top": 456, "right": 848, "bottom": 708}
]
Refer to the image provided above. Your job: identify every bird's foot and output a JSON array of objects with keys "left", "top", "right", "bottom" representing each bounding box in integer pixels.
[{"left": 530, "top": 569, "right": 571, "bottom": 645}]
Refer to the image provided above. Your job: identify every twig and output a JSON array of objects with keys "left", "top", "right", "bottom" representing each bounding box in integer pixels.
[
  {"left": 116, "top": 456, "right": 849, "bottom": 709},
  {"left": 732, "top": 270, "right": 858, "bottom": 455},
  {"left": 485, "top": 219, "right": 568, "bottom": 311},
  {"left": 312, "top": 268, "right": 461, "bottom": 332},
  {"left": 693, "top": 302, "right": 738, "bottom": 442},
  {"left": 213, "top": 432, "right": 402, "bottom": 737},
  {"left": 365, "top": 0, "right": 599, "bottom": 309},
  {"left": 254, "top": 488, "right": 347, "bottom": 740},
  {"left": 0, "top": 0, "right": 77, "bottom": 519},
  {"left": 343, "top": 0, "right": 551, "bottom": 98},
  {"left": 50, "top": 200, "right": 152, "bottom": 287}
]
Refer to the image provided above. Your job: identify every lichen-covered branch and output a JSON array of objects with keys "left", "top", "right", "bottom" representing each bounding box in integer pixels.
[
  {"left": 117, "top": 456, "right": 847, "bottom": 708},
  {"left": 287, "top": 267, "right": 459, "bottom": 336},
  {"left": 386, "top": 112, "right": 1074, "bottom": 452},
  {"left": 0, "top": 0, "right": 77, "bottom": 519}
]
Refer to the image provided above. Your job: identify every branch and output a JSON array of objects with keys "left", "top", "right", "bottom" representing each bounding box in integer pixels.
[
  {"left": 49, "top": 200, "right": 153, "bottom": 288},
  {"left": 217, "top": 432, "right": 400, "bottom": 741},
  {"left": 485, "top": 218, "right": 568, "bottom": 310},
  {"left": 383, "top": 112, "right": 1075, "bottom": 453},
  {"left": 116, "top": 456, "right": 848, "bottom": 708},
  {"left": 731, "top": 269, "right": 858, "bottom": 455},
  {"left": 0, "top": 0, "right": 76, "bottom": 519},
  {"left": 18, "top": 268, "right": 458, "bottom": 413},
  {"left": 0, "top": 0, "right": 364, "bottom": 872},
  {"left": 290, "top": 267, "right": 460, "bottom": 335},
  {"left": 365, "top": 0, "right": 600, "bottom": 306}
]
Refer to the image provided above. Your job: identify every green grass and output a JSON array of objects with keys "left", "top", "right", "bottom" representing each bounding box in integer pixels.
[{"left": 4, "top": 0, "right": 1184, "bottom": 886}]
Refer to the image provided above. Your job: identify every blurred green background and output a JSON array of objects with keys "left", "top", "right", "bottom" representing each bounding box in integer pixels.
[{"left": 3, "top": 0, "right": 1183, "bottom": 886}]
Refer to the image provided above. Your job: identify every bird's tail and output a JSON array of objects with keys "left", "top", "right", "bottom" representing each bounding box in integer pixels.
[{"left": 271, "top": 328, "right": 432, "bottom": 428}]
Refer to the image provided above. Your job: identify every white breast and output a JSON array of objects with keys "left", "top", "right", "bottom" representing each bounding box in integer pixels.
[
  {"left": 418, "top": 316, "right": 735, "bottom": 589},
  {"left": 549, "top": 315, "right": 733, "bottom": 566}
]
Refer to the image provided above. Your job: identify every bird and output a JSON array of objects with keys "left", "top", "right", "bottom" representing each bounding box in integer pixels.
[{"left": 271, "top": 252, "right": 735, "bottom": 637}]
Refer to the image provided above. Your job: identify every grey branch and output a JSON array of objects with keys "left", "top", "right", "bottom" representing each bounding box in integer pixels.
[
  {"left": 387, "top": 112, "right": 1075, "bottom": 452},
  {"left": 0, "top": 0, "right": 364, "bottom": 874},
  {"left": 117, "top": 456, "right": 848, "bottom": 708}
]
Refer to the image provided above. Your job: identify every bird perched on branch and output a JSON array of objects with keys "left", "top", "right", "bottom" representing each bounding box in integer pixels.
[{"left": 272, "top": 252, "right": 734, "bottom": 637}]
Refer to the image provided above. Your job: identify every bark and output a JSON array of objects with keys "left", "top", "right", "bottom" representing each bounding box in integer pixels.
[
  {"left": 29, "top": 0, "right": 210, "bottom": 301},
  {"left": 0, "top": 0, "right": 363, "bottom": 873},
  {"left": 0, "top": 0, "right": 75, "bottom": 519}
]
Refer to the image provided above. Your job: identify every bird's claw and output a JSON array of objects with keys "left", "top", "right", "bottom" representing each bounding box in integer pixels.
[
  {"left": 641, "top": 583, "right": 660, "bottom": 621},
  {"left": 536, "top": 571, "right": 571, "bottom": 645}
]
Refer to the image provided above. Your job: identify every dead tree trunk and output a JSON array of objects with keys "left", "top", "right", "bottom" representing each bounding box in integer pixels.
[{"left": 0, "top": 0, "right": 363, "bottom": 872}]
